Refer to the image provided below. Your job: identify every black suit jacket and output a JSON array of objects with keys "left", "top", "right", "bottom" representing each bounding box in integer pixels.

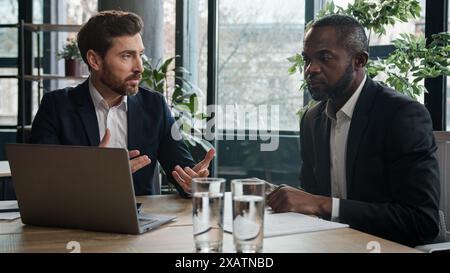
[
  {"left": 30, "top": 80, "right": 195, "bottom": 196},
  {"left": 300, "top": 77, "right": 440, "bottom": 246}
]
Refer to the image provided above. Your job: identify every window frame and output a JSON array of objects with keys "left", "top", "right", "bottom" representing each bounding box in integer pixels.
[
  {"left": 0, "top": 22, "right": 19, "bottom": 129},
  {"left": 5, "top": 0, "right": 449, "bottom": 134}
]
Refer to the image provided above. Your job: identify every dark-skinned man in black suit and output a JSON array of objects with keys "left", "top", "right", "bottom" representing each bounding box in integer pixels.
[{"left": 267, "top": 14, "right": 440, "bottom": 247}]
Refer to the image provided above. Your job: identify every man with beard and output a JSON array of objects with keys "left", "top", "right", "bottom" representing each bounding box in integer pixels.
[
  {"left": 30, "top": 10, "right": 213, "bottom": 196},
  {"left": 267, "top": 15, "right": 440, "bottom": 247}
]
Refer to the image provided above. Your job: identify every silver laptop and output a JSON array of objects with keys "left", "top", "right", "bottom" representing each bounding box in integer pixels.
[{"left": 6, "top": 143, "right": 176, "bottom": 234}]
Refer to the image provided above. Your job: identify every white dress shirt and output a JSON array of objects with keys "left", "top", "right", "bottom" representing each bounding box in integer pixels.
[
  {"left": 89, "top": 80, "right": 128, "bottom": 149},
  {"left": 326, "top": 76, "right": 367, "bottom": 221}
]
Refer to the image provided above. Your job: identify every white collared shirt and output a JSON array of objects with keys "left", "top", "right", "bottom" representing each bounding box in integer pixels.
[
  {"left": 89, "top": 80, "right": 128, "bottom": 149},
  {"left": 326, "top": 75, "right": 367, "bottom": 221}
]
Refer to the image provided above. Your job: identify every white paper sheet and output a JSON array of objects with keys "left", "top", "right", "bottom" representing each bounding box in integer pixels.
[
  {"left": 0, "top": 212, "right": 20, "bottom": 221},
  {"left": 0, "top": 200, "right": 19, "bottom": 211},
  {"left": 0, "top": 201, "right": 21, "bottom": 221},
  {"left": 223, "top": 192, "right": 348, "bottom": 238}
]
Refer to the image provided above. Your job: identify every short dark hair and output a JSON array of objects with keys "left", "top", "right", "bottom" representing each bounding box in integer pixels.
[
  {"left": 309, "top": 14, "right": 368, "bottom": 54},
  {"left": 77, "top": 10, "right": 143, "bottom": 67}
]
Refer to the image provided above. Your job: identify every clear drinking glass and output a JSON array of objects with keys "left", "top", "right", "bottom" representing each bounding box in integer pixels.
[
  {"left": 231, "top": 178, "right": 266, "bottom": 253},
  {"left": 192, "top": 177, "right": 226, "bottom": 252}
]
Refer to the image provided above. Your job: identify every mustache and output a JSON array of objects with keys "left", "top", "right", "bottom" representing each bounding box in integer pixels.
[
  {"left": 306, "top": 75, "right": 326, "bottom": 85},
  {"left": 125, "top": 73, "right": 142, "bottom": 81}
]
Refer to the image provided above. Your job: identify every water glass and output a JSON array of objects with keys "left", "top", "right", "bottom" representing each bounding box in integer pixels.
[
  {"left": 231, "top": 178, "right": 265, "bottom": 253},
  {"left": 192, "top": 177, "right": 226, "bottom": 252}
]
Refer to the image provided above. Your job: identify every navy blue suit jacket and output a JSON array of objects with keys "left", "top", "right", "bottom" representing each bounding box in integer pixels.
[
  {"left": 30, "top": 80, "right": 195, "bottom": 196},
  {"left": 299, "top": 77, "right": 440, "bottom": 246}
]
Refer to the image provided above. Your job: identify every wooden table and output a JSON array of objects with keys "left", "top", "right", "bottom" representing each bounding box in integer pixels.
[{"left": 0, "top": 194, "right": 420, "bottom": 253}]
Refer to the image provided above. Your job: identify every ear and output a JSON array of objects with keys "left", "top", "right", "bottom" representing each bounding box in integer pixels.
[
  {"left": 354, "top": 51, "right": 369, "bottom": 70},
  {"left": 86, "top": 49, "right": 102, "bottom": 72}
]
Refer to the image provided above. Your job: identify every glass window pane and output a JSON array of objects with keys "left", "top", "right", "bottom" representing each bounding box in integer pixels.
[
  {"left": 370, "top": 0, "right": 426, "bottom": 45},
  {"left": 178, "top": 0, "right": 208, "bottom": 126},
  {"left": 218, "top": 0, "right": 305, "bottom": 131},
  {"left": 197, "top": 0, "right": 208, "bottom": 101},
  {"left": 161, "top": 0, "right": 176, "bottom": 103},
  {"left": 56, "top": 0, "right": 98, "bottom": 46},
  {"left": 323, "top": 0, "right": 426, "bottom": 45},
  {"left": 163, "top": 0, "right": 207, "bottom": 121},
  {"left": 0, "top": 28, "right": 17, "bottom": 57},
  {"left": 447, "top": 3, "right": 450, "bottom": 130},
  {"left": 29, "top": 0, "right": 98, "bottom": 124},
  {"left": 0, "top": 67, "right": 16, "bottom": 75},
  {"left": 164, "top": 0, "right": 176, "bottom": 60},
  {"left": 34, "top": 0, "right": 43, "bottom": 24},
  {"left": 0, "top": 71, "right": 18, "bottom": 125},
  {"left": 64, "top": 0, "right": 98, "bottom": 25},
  {"left": 0, "top": 0, "right": 18, "bottom": 24}
]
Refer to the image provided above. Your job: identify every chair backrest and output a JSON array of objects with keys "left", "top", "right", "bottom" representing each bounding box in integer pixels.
[{"left": 433, "top": 131, "right": 450, "bottom": 241}]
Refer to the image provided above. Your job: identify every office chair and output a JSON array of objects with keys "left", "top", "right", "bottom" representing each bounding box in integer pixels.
[{"left": 416, "top": 131, "right": 450, "bottom": 252}]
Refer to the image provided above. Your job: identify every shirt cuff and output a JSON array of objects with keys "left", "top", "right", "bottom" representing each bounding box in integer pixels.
[{"left": 331, "top": 197, "right": 340, "bottom": 221}]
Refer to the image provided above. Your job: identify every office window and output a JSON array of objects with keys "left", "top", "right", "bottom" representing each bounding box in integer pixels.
[
  {"left": 49, "top": 0, "right": 97, "bottom": 62},
  {"left": 182, "top": 0, "right": 208, "bottom": 100},
  {"left": 217, "top": 0, "right": 305, "bottom": 132},
  {"left": 0, "top": 75, "right": 17, "bottom": 125},
  {"left": 52, "top": 0, "right": 97, "bottom": 57},
  {"left": 446, "top": 3, "right": 450, "bottom": 131},
  {"left": 0, "top": 28, "right": 17, "bottom": 57},
  {"left": 34, "top": 0, "right": 43, "bottom": 23},
  {"left": 164, "top": 0, "right": 176, "bottom": 61},
  {"left": 196, "top": 0, "right": 208, "bottom": 101},
  {"left": 24, "top": 0, "right": 97, "bottom": 124},
  {"left": 215, "top": 0, "right": 304, "bottom": 185},
  {"left": 322, "top": 0, "right": 427, "bottom": 104},
  {"left": 0, "top": 0, "right": 18, "bottom": 24},
  {"left": 159, "top": 0, "right": 177, "bottom": 102},
  {"left": 370, "top": 0, "right": 426, "bottom": 45},
  {"left": 0, "top": 0, "right": 18, "bottom": 126},
  {"left": 323, "top": 0, "right": 426, "bottom": 45},
  {"left": 162, "top": 0, "right": 208, "bottom": 117},
  {"left": 65, "top": 0, "right": 97, "bottom": 25}
]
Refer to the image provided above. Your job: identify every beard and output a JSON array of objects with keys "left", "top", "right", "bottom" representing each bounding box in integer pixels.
[
  {"left": 307, "top": 61, "right": 354, "bottom": 102},
  {"left": 99, "top": 66, "right": 141, "bottom": 97}
]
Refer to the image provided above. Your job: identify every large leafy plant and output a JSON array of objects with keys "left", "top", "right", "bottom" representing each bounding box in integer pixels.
[
  {"left": 288, "top": 0, "right": 450, "bottom": 117},
  {"left": 140, "top": 56, "right": 212, "bottom": 152}
]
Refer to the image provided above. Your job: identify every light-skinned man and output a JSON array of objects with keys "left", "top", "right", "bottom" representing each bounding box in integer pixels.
[{"left": 31, "top": 10, "right": 212, "bottom": 196}]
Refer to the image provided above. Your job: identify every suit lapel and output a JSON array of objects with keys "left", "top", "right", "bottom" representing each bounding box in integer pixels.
[
  {"left": 346, "top": 78, "right": 378, "bottom": 190},
  {"left": 74, "top": 80, "right": 100, "bottom": 146},
  {"left": 127, "top": 94, "right": 143, "bottom": 150},
  {"left": 313, "top": 107, "right": 332, "bottom": 196}
]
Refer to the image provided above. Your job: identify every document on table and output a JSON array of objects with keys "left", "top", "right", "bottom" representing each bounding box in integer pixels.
[
  {"left": 0, "top": 212, "right": 20, "bottom": 221},
  {"left": 223, "top": 192, "right": 348, "bottom": 238},
  {"left": 0, "top": 200, "right": 21, "bottom": 221}
]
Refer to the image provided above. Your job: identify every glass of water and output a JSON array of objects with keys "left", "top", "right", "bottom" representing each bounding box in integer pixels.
[
  {"left": 231, "top": 178, "right": 266, "bottom": 253},
  {"left": 192, "top": 177, "right": 226, "bottom": 253}
]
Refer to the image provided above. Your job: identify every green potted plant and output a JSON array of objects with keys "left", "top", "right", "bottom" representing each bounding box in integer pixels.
[
  {"left": 57, "top": 37, "right": 83, "bottom": 77},
  {"left": 288, "top": 0, "right": 450, "bottom": 117},
  {"left": 140, "top": 55, "right": 212, "bottom": 193},
  {"left": 140, "top": 55, "right": 212, "bottom": 152}
]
